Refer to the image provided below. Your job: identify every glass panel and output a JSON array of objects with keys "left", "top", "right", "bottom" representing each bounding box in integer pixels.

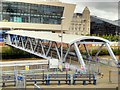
[
  {"left": 0, "top": 14, "right": 2, "bottom": 21},
  {"left": 1, "top": 1, "right": 64, "bottom": 24},
  {"left": 0, "top": 30, "right": 9, "bottom": 42},
  {"left": 0, "top": 1, "right": 2, "bottom": 12},
  {"left": 2, "top": 14, "right": 9, "bottom": 22}
]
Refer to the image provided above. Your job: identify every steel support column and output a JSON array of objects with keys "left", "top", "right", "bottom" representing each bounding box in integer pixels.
[
  {"left": 74, "top": 43, "right": 86, "bottom": 70},
  {"left": 63, "top": 45, "right": 71, "bottom": 62},
  {"left": 94, "top": 44, "right": 104, "bottom": 61},
  {"left": 7, "top": 34, "right": 11, "bottom": 45},
  {"left": 46, "top": 42, "right": 52, "bottom": 56},
  {"left": 54, "top": 42, "right": 61, "bottom": 60},
  {"left": 21, "top": 36, "right": 25, "bottom": 48},
  {"left": 28, "top": 38, "right": 34, "bottom": 52},
  {"left": 83, "top": 44, "right": 92, "bottom": 59},
  {"left": 33, "top": 39, "right": 38, "bottom": 52},
  {"left": 14, "top": 35, "right": 18, "bottom": 47},
  {"left": 39, "top": 40, "right": 45, "bottom": 55},
  {"left": 105, "top": 43, "right": 118, "bottom": 64}
]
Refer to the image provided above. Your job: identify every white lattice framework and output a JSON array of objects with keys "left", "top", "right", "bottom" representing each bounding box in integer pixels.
[{"left": 5, "top": 30, "right": 118, "bottom": 72}]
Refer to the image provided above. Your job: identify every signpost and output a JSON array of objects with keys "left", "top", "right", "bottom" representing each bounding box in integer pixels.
[
  {"left": 65, "top": 64, "right": 69, "bottom": 71},
  {"left": 16, "top": 74, "right": 26, "bottom": 90},
  {"left": 25, "top": 66, "right": 29, "bottom": 71},
  {"left": 49, "top": 59, "right": 58, "bottom": 69}
]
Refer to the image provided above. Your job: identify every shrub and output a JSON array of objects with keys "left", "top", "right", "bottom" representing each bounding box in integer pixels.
[{"left": 1, "top": 46, "right": 37, "bottom": 59}]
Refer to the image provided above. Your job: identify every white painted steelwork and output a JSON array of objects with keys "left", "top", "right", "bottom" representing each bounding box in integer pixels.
[{"left": 5, "top": 30, "right": 118, "bottom": 72}]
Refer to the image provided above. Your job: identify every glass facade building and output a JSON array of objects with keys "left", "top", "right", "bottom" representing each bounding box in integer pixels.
[
  {"left": 90, "top": 16, "right": 120, "bottom": 36},
  {"left": 0, "top": 1, "right": 64, "bottom": 24},
  {"left": 0, "top": 29, "right": 8, "bottom": 42},
  {"left": 0, "top": 1, "right": 67, "bottom": 42}
]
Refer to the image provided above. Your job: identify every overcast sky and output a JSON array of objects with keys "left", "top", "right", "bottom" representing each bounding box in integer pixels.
[
  {"left": 60, "top": 0, "right": 119, "bottom": 21},
  {"left": 6, "top": 0, "right": 119, "bottom": 20}
]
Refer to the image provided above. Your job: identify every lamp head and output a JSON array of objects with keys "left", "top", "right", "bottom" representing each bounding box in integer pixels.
[{"left": 61, "top": 17, "right": 65, "bottom": 20}]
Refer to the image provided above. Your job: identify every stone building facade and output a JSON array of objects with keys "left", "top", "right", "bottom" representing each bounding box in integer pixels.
[{"left": 66, "top": 7, "right": 90, "bottom": 35}]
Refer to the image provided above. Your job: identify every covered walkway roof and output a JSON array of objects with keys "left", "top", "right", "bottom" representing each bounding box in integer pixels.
[{"left": 6, "top": 30, "right": 110, "bottom": 45}]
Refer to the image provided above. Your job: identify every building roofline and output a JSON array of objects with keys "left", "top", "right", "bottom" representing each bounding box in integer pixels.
[
  {"left": 91, "top": 15, "right": 120, "bottom": 27},
  {"left": 1, "top": 0, "right": 76, "bottom": 6}
]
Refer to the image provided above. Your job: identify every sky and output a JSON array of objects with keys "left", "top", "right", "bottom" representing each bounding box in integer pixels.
[
  {"left": 5, "top": 0, "right": 119, "bottom": 20},
  {"left": 60, "top": 0, "right": 119, "bottom": 21}
]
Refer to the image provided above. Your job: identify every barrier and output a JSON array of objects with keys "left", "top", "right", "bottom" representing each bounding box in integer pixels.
[
  {"left": 46, "top": 74, "right": 71, "bottom": 85},
  {"left": 1, "top": 75, "right": 16, "bottom": 87},
  {"left": 1, "top": 60, "right": 48, "bottom": 87},
  {"left": 1, "top": 73, "right": 97, "bottom": 87},
  {"left": 1, "top": 74, "right": 48, "bottom": 87},
  {"left": 1, "top": 70, "right": 47, "bottom": 87},
  {"left": 26, "top": 74, "right": 47, "bottom": 84},
  {"left": 73, "top": 74, "right": 96, "bottom": 85}
]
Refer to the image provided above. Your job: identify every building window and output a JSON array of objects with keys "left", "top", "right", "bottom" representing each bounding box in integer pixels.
[
  {"left": 0, "top": 13, "right": 1, "bottom": 20},
  {"left": 0, "top": 30, "right": 9, "bottom": 42},
  {"left": 1, "top": 1, "right": 64, "bottom": 25}
]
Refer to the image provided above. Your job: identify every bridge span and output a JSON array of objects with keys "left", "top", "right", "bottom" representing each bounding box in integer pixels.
[{"left": 5, "top": 30, "right": 118, "bottom": 71}]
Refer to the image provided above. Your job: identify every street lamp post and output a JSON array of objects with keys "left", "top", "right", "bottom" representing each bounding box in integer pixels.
[{"left": 60, "top": 17, "right": 65, "bottom": 66}]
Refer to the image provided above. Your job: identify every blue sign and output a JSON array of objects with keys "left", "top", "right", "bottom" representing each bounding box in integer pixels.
[
  {"left": 17, "top": 76, "right": 23, "bottom": 81},
  {"left": 95, "top": 58, "right": 99, "bottom": 62}
]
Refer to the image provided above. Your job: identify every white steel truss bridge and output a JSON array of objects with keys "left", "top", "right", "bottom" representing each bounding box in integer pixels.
[{"left": 5, "top": 30, "right": 118, "bottom": 71}]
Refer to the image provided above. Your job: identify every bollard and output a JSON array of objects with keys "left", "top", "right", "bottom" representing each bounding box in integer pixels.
[
  {"left": 68, "top": 80, "right": 71, "bottom": 85},
  {"left": 46, "top": 80, "right": 50, "bottom": 85},
  {"left": 2, "top": 82, "right": 6, "bottom": 87},
  {"left": 46, "top": 74, "right": 50, "bottom": 85},
  {"left": 34, "top": 80, "right": 37, "bottom": 84},
  {"left": 58, "top": 80, "right": 60, "bottom": 85},
  {"left": 68, "top": 75, "right": 71, "bottom": 85},
  {"left": 93, "top": 79, "right": 96, "bottom": 85},
  {"left": 93, "top": 77, "right": 97, "bottom": 85},
  {"left": 83, "top": 80, "right": 86, "bottom": 85},
  {"left": 93, "top": 74, "right": 97, "bottom": 85},
  {"left": 48, "top": 80, "right": 50, "bottom": 85}
]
